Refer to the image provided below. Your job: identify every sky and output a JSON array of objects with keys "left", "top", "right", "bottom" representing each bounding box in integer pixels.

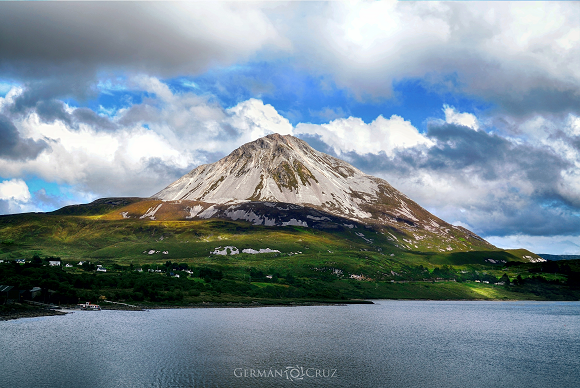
[{"left": 0, "top": 1, "right": 579, "bottom": 255}]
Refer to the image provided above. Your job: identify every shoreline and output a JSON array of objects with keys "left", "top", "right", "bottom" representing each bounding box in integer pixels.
[
  {"left": 3, "top": 298, "right": 578, "bottom": 321},
  {"left": 0, "top": 306, "right": 68, "bottom": 321},
  {"left": 0, "top": 300, "right": 373, "bottom": 320}
]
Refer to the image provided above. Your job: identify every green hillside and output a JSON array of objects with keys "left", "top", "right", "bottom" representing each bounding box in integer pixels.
[{"left": 1, "top": 200, "right": 579, "bottom": 305}]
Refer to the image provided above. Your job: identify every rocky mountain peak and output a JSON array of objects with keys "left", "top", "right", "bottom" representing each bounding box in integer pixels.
[
  {"left": 151, "top": 133, "right": 494, "bottom": 251},
  {"left": 152, "top": 134, "right": 371, "bottom": 215}
]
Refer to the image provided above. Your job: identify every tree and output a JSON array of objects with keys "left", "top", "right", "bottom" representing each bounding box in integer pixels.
[{"left": 499, "top": 273, "right": 510, "bottom": 286}]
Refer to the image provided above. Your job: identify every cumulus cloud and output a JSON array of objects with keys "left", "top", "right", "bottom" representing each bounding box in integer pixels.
[
  {"left": 332, "top": 116, "right": 580, "bottom": 238},
  {"left": 443, "top": 105, "right": 479, "bottom": 130},
  {"left": 0, "top": 178, "right": 36, "bottom": 214},
  {"left": 0, "top": 178, "right": 30, "bottom": 202},
  {"left": 0, "top": 79, "right": 301, "bottom": 201},
  {"left": 0, "top": 112, "right": 193, "bottom": 198},
  {"left": 226, "top": 98, "right": 293, "bottom": 142},
  {"left": 290, "top": 1, "right": 580, "bottom": 115},
  {"left": 295, "top": 114, "right": 432, "bottom": 156},
  {"left": 2, "top": 1, "right": 578, "bottom": 120}
]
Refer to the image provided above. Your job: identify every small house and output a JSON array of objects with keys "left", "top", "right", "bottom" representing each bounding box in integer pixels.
[
  {"left": 0, "top": 285, "right": 19, "bottom": 303},
  {"left": 48, "top": 260, "right": 61, "bottom": 266},
  {"left": 30, "top": 287, "right": 42, "bottom": 299}
]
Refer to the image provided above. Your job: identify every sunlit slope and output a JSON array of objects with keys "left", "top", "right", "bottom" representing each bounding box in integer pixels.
[
  {"left": 92, "top": 198, "right": 496, "bottom": 254},
  {"left": 0, "top": 198, "right": 543, "bottom": 271}
]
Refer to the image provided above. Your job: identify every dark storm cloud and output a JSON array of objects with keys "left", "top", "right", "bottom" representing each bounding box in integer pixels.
[
  {"left": 8, "top": 77, "right": 97, "bottom": 114},
  {"left": 72, "top": 108, "right": 118, "bottom": 131},
  {"left": 422, "top": 123, "right": 570, "bottom": 187},
  {"left": 0, "top": 3, "right": 191, "bottom": 77},
  {"left": 0, "top": 114, "right": 48, "bottom": 160},
  {"left": 0, "top": 2, "right": 278, "bottom": 80},
  {"left": 4, "top": 80, "right": 118, "bottom": 131},
  {"left": 344, "top": 123, "right": 569, "bottom": 188},
  {"left": 453, "top": 194, "right": 580, "bottom": 237},
  {"left": 491, "top": 88, "right": 580, "bottom": 118},
  {"left": 34, "top": 100, "right": 73, "bottom": 127}
]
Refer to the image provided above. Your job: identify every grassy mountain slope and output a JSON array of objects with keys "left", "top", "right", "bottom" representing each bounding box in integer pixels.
[
  {"left": 2, "top": 198, "right": 577, "bottom": 303},
  {"left": 0, "top": 198, "right": 531, "bottom": 267}
]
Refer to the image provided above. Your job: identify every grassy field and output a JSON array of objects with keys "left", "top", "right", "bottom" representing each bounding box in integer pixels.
[{"left": 1, "top": 207, "right": 579, "bottom": 303}]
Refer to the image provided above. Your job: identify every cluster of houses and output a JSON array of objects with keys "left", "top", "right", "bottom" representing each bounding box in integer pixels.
[
  {"left": 78, "top": 301, "right": 101, "bottom": 310},
  {"left": 1, "top": 285, "right": 44, "bottom": 305},
  {"left": 474, "top": 280, "right": 506, "bottom": 285},
  {"left": 1, "top": 283, "right": 103, "bottom": 310}
]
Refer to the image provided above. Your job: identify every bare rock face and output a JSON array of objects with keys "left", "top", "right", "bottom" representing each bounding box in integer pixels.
[
  {"left": 155, "top": 134, "right": 391, "bottom": 219},
  {"left": 152, "top": 134, "right": 494, "bottom": 252}
]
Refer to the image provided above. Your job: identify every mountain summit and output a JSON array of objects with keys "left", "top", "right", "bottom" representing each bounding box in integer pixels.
[
  {"left": 151, "top": 134, "right": 493, "bottom": 252},
  {"left": 154, "top": 133, "right": 382, "bottom": 219}
]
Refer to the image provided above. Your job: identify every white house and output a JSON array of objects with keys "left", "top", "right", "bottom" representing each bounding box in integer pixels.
[{"left": 48, "top": 260, "right": 61, "bottom": 266}]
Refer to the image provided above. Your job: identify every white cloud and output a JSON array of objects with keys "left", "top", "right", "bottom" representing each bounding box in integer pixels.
[
  {"left": 0, "top": 105, "right": 196, "bottom": 198},
  {"left": 288, "top": 1, "right": 580, "bottom": 103},
  {"left": 227, "top": 98, "right": 293, "bottom": 143},
  {"left": 0, "top": 77, "right": 578, "bottom": 257},
  {"left": 295, "top": 114, "right": 432, "bottom": 156},
  {"left": 0, "top": 80, "right": 298, "bottom": 199},
  {"left": 0, "top": 178, "right": 36, "bottom": 214},
  {"left": 0, "top": 86, "right": 23, "bottom": 111},
  {"left": 0, "top": 178, "right": 30, "bottom": 202},
  {"left": 443, "top": 105, "right": 479, "bottom": 130}
]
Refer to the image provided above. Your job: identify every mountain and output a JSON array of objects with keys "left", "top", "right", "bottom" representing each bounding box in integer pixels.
[
  {"left": 145, "top": 133, "right": 493, "bottom": 253},
  {"left": 539, "top": 254, "right": 580, "bottom": 261},
  {"left": 1, "top": 133, "right": 549, "bottom": 304}
]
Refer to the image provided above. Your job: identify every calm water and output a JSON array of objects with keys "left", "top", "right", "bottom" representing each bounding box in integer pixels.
[{"left": 1, "top": 301, "right": 579, "bottom": 388}]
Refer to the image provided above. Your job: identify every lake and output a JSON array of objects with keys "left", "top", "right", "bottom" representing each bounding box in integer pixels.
[{"left": 1, "top": 301, "right": 579, "bottom": 387}]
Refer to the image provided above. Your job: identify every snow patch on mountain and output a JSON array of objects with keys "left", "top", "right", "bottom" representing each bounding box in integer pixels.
[
  {"left": 211, "top": 246, "right": 281, "bottom": 255},
  {"left": 186, "top": 205, "right": 204, "bottom": 219},
  {"left": 242, "top": 248, "right": 280, "bottom": 254},
  {"left": 282, "top": 218, "right": 308, "bottom": 227},
  {"left": 223, "top": 208, "right": 276, "bottom": 226},
  {"left": 198, "top": 205, "right": 218, "bottom": 219},
  {"left": 140, "top": 204, "right": 162, "bottom": 220},
  {"left": 524, "top": 255, "right": 546, "bottom": 263},
  {"left": 211, "top": 246, "right": 239, "bottom": 255}
]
